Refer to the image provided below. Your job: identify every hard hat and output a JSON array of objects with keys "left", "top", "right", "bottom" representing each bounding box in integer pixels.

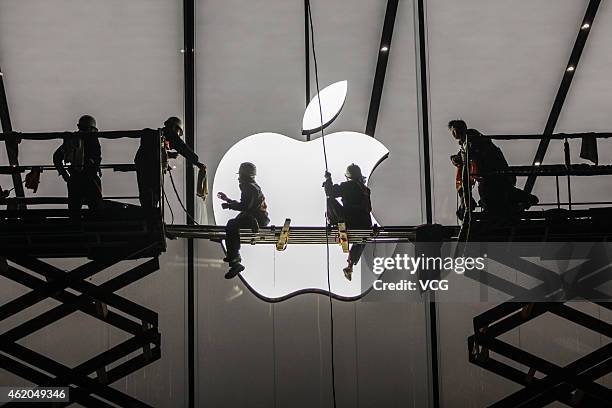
[
  {"left": 238, "top": 162, "right": 257, "bottom": 179},
  {"left": 77, "top": 115, "right": 98, "bottom": 132},
  {"left": 164, "top": 116, "right": 184, "bottom": 137},
  {"left": 345, "top": 163, "right": 363, "bottom": 180}
]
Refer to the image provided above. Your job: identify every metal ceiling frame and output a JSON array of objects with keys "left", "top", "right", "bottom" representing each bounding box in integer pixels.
[
  {"left": 524, "top": 0, "right": 601, "bottom": 194},
  {"left": 0, "top": 66, "right": 25, "bottom": 205},
  {"left": 365, "top": 0, "right": 399, "bottom": 137}
]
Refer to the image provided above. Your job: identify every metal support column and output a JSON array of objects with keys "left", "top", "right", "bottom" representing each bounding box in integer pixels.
[
  {"left": 414, "top": 0, "right": 440, "bottom": 406},
  {"left": 182, "top": 0, "right": 197, "bottom": 406}
]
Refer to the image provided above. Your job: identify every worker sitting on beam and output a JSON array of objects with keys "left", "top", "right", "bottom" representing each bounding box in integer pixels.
[
  {"left": 323, "top": 164, "right": 372, "bottom": 281},
  {"left": 217, "top": 162, "right": 270, "bottom": 279}
]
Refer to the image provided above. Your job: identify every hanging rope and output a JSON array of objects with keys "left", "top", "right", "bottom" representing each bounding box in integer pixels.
[
  {"left": 306, "top": 2, "right": 337, "bottom": 407},
  {"left": 169, "top": 168, "right": 200, "bottom": 225}
]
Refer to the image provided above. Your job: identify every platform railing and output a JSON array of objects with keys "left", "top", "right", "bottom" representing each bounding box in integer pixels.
[
  {"left": 0, "top": 129, "right": 165, "bottom": 214},
  {"left": 464, "top": 131, "right": 612, "bottom": 213}
]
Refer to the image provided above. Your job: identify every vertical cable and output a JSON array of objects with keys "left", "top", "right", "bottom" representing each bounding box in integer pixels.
[{"left": 306, "top": 2, "right": 336, "bottom": 406}]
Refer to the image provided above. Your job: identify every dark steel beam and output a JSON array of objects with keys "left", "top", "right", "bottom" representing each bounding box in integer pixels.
[
  {"left": 524, "top": 0, "right": 601, "bottom": 193},
  {"left": 0, "top": 259, "right": 115, "bottom": 321},
  {"left": 1, "top": 257, "right": 160, "bottom": 342},
  {"left": 0, "top": 342, "right": 153, "bottom": 407},
  {"left": 414, "top": 0, "right": 439, "bottom": 406},
  {"left": 304, "top": 0, "right": 310, "bottom": 107},
  {"left": 0, "top": 266, "right": 143, "bottom": 341},
  {"left": 0, "top": 129, "right": 155, "bottom": 140},
  {"left": 183, "top": 0, "right": 196, "bottom": 406},
  {"left": 0, "top": 66, "right": 25, "bottom": 202},
  {"left": 365, "top": 0, "right": 399, "bottom": 137},
  {"left": 0, "top": 354, "right": 110, "bottom": 407}
]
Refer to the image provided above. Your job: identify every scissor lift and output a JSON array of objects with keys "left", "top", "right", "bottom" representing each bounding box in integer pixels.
[
  {"left": 0, "top": 130, "right": 166, "bottom": 407},
  {"left": 463, "top": 210, "right": 612, "bottom": 407}
]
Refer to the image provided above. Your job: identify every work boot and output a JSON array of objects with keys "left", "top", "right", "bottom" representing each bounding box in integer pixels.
[
  {"left": 343, "top": 261, "right": 353, "bottom": 281},
  {"left": 223, "top": 255, "right": 241, "bottom": 264},
  {"left": 225, "top": 263, "right": 245, "bottom": 279}
]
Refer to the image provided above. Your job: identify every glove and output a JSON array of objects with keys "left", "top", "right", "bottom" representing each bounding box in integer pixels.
[
  {"left": 25, "top": 168, "right": 42, "bottom": 193},
  {"left": 221, "top": 202, "right": 230, "bottom": 209},
  {"left": 324, "top": 171, "right": 331, "bottom": 179},
  {"left": 450, "top": 154, "right": 462, "bottom": 167}
]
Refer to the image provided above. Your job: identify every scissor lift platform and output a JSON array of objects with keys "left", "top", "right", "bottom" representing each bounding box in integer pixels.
[{"left": 0, "top": 206, "right": 166, "bottom": 259}]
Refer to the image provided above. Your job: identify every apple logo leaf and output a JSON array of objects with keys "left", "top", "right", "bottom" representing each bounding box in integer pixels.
[{"left": 302, "top": 80, "right": 348, "bottom": 135}]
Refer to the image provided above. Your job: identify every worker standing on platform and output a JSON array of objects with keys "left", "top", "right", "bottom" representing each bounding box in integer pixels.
[
  {"left": 323, "top": 164, "right": 372, "bottom": 281},
  {"left": 448, "top": 119, "right": 537, "bottom": 220},
  {"left": 134, "top": 116, "right": 206, "bottom": 208},
  {"left": 217, "top": 162, "right": 270, "bottom": 279},
  {"left": 53, "top": 115, "right": 103, "bottom": 210}
]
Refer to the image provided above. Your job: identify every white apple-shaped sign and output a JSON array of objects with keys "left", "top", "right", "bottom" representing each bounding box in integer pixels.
[{"left": 213, "top": 81, "right": 389, "bottom": 301}]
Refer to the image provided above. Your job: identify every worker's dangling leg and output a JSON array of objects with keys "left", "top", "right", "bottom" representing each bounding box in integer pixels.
[
  {"left": 224, "top": 218, "right": 242, "bottom": 264},
  {"left": 343, "top": 243, "right": 366, "bottom": 281},
  {"left": 224, "top": 212, "right": 257, "bottom": 279},
  {"left": 326, "top": 197, "right": 345, "bottom": 226}
]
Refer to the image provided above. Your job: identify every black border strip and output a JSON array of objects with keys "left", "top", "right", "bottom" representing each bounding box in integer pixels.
[{"left": 524, "top": 0, "right": 601, "bottom": 193}]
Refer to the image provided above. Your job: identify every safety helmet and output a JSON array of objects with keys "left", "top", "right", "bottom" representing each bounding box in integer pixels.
[
  {"left": 345, "top": 163, "right": 363, "bottom": 181},
  {"left": 77, "top": 115, "right": 98, "bottom": 132},
  {"left": 164, "top": 116, "right": 184, "bottom": 137},
  {"left": 238, "top": 162, "right": 257, "bottom": 180}
]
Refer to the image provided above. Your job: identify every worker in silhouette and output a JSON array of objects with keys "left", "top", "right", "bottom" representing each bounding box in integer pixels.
[
  {"left": 323, "top": 164, "right": 372, "bottom": 281},
  {"left": 217, "top": 162, "right": 270, "bottom": 279},
  {"left": 134, "top": 116, "right": 205, "bottom": 208},
  {"left": 53, "top": 115, "right": 103, "bottom": 211},
  {"left": 449, "top": 119, "right": 538, "bottom": 221}
]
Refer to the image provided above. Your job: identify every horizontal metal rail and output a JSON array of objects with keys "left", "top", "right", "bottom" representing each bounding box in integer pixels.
[
  {"left": 0, "top": 129, "right": 156, "bottom": 141},
  {"left": 0, "top": 163, "right": 136, "bottom": 174},
  {"left": 480, "top": 131, "right": 612, "bottom": 140},
  {"left": 0, "top": 196, "right": 138, "bottom": 205},
  {"left": 165, "top": 224, "right": 450, "bottom": 244},
  {"left": 485, "top": 164, "right": 612, "bottom": 177}
]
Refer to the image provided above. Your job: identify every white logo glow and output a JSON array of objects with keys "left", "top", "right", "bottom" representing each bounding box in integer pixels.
[{"left": 213, "top": 81, "right": 389, "bottom": 301}]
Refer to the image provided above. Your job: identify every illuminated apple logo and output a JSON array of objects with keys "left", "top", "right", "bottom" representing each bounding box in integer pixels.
[{"left": 213, "top": 81, "right": 389, "bottom": 301}]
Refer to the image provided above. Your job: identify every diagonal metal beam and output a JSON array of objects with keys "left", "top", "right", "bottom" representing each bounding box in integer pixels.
[
  {"left": 524, "top": 0, "right": 601, "bottom": 193},
  {"left": 11, "top": 257, "right": 158, "bottom": 326},
  {"left": 0, "top": 353, "right": 112, "bottom": 407},
  {"left": 0, "top": 258, "right": 160, "bottom": 342},
  {"left": 0, "top": 259, "right": 115, "bottom": 321},
  {"left": 365, "top": 0, "right": 399, "bottom": 137},
  {"left": 0, "top": 66, "right": 25, "bottom": 202},
  {"left": 0, "top": 265, "right": 142, "bottom": 340},
  {"left": 0, "top": 342, "right": 153, "bottom": 407}
]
